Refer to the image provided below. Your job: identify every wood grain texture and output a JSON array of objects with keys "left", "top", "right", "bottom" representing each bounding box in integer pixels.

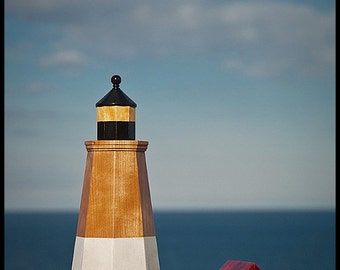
[
  {"left": 96, "top": 106, "right": 135, "bottom": 122},
  {"left": 75, "top": 151, "right": 93, "bottom": 237},
  {"left": 76, "top": 140, "right": 155, "bottom": 238},
  {"left": 137, "top": 151, "right": 156, "bottom": 236}
]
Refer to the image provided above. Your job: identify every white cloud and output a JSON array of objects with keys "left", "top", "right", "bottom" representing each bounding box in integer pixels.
[
  {"left": 26, "top": 81, "right": 55, "bottom": 93},
  {"left": 40, "top": 50, "right": 88, "bottom": 70},
  {"left": 6, "top": 0, "right": 334, "bottom": 78}
]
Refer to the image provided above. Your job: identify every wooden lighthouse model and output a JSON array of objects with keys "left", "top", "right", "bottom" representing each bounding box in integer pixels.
[{"left": 72, "top": 75, "right": 161, "bottom": 269}]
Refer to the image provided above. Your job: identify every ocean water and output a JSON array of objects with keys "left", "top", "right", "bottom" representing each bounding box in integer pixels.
[{"left": 4, "top": 210, "right": 335, "bottom": 270}]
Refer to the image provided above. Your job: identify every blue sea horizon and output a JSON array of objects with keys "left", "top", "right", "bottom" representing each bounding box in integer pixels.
[{"left": 4, "top": 209, "right": 336, "bottom": 270}]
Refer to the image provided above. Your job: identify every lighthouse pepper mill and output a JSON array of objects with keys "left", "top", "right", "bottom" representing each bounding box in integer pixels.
[
  {"left": 71, "top": 75, "right": 161, "bottom": 269},
  {"left": 96, "top": 75, "right": 136, "bottom": 140}
]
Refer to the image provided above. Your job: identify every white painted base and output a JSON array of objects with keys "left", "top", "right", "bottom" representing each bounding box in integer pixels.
[{"left": 72, "top": 236, "right": 160, "bottom": 270}]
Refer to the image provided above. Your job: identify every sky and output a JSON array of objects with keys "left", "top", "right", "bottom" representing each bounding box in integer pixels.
[{"left": 4, "top": 0, "right": 335, "bottom": 211}]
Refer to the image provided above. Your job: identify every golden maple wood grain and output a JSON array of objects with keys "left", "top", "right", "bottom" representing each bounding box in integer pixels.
[
  {"left": 96, "top": 106, "right": 136, "bottom": 122},
  {"left": 76, "top": 140, "right": 155, "bottom": 238}
]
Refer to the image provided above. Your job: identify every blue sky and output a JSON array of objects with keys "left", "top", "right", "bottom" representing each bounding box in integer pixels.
[{"left": 5, "top": 0, "right": 335, "bottom": 211}]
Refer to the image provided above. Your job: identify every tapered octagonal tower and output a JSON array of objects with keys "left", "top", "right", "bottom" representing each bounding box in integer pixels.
[{"left": 71, "top": 75, "right": 160, "bottom": 270}]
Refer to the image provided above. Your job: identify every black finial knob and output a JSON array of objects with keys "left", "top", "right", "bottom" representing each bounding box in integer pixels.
[{"left": 111, "top": 75, "right": 121, "bottom": 89}]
